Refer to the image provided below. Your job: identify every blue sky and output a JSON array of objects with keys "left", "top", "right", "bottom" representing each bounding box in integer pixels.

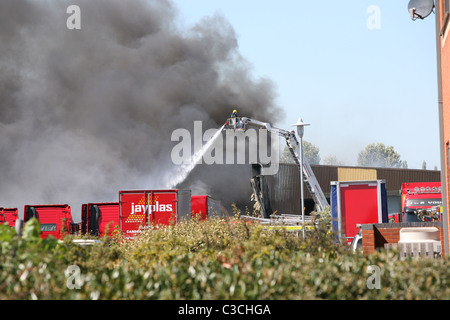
[{"left": 171, "top": 0, "right": 440, "bottom": 169}]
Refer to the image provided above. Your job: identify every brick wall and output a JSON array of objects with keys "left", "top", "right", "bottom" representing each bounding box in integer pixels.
[
  {"left": 439, "top": 0, "right": 450, "bottom": 256},
  {"left": 361, "top": 222, "right": 444, "bottom": 256}
]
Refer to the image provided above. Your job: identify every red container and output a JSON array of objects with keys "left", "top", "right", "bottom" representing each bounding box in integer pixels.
[
  {"left": 331, "top": 180, "right": 388, "bottom": 244},
  {"left": 0, "top": 208, "right": 18, "bottom": 227},
  {"left": 81, "top": 202, "right": 120, "bottom": 237},
  {"left": 191, "top": 195, "right": 223, "bottom": 220},
  {"left": 119, "top": 189, "right": 191, "bottom": 239},
  {"left": 23, "top": 204, "right": 73, "bottom": 239}
]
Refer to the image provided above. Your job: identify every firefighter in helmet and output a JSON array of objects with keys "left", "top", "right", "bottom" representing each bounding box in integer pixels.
[{"left": 230, "top": 109, "right": 239, "bottom": 129}]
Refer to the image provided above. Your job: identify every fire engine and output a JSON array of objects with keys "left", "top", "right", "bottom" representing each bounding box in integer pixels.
[{"left": 401, "top": 182, "right": 442, "bottom": 222}]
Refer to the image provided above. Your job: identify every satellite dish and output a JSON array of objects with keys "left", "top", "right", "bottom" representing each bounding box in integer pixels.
[{"left": 408, "top": 0, "right": 434, "bottom": 20}]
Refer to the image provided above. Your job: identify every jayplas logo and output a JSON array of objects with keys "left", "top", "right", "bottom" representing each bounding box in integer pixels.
[{"left": 125, "top": 195, "right": 173, "bottom": 224}]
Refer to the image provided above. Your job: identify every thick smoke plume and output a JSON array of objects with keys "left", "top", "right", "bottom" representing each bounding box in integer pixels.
[{"left": 0, "top": 0, "right": 282, "bottom": 218}]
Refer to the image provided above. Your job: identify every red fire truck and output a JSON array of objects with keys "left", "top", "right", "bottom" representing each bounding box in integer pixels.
[
  {"left": 119, "top": 189, "right": 191, "bottom": 239},
  {"left": 401, "top": 182, "right": 442, "bottom": 222},
  {"left": 23, "top": 204, "right": 75, "bottom": 239}
]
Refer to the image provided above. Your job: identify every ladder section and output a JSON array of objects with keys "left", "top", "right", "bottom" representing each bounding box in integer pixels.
[{"left": 285, "top": 135, "right": 329, "bottom": 211}]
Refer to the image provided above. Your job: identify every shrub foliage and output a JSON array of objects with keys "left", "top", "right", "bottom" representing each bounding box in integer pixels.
[{"left": 0, "top": 216, "right": 448, "bottom": 300}]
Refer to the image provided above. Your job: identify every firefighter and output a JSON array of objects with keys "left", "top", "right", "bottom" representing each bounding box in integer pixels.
[{"left": 231, "top": 109, "right": 239, "bottom": 129}]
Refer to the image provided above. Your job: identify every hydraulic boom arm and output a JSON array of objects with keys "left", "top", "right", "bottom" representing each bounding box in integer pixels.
[{"left": 224, "top": 116, "right": 329, "bottom": 212}]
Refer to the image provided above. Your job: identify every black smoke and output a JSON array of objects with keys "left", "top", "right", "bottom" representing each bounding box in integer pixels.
[{"left": 0, "top": 0, "right": 283, "bottom": 217}]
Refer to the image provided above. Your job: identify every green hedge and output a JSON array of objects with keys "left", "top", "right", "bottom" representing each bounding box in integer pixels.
[{"left": 0, "top": 217, "right": 448, "bottom": 300}]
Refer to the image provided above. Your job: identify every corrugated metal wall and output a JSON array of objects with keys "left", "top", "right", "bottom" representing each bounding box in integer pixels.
[
  {"left": 266, "top": 164, "right": 301, "bottom": 215},
  {"left": 309, "top": 165, "right": 338, "bottom": 195},
  {"left": 375, "top": 167, "right": 441, "bottom": 192}
]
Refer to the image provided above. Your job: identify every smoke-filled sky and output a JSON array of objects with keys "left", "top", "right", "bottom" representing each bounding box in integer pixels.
[
  {"left": 173, "top": 0, "right": 441, "bottom": 170},
  {"left": 0, "top": 0, "right": 283, "bottom": 218}
]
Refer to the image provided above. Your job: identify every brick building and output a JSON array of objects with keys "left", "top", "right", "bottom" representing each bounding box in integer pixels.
[{"left": 436, "top": 0, "right": 450, "bottom": 255}]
